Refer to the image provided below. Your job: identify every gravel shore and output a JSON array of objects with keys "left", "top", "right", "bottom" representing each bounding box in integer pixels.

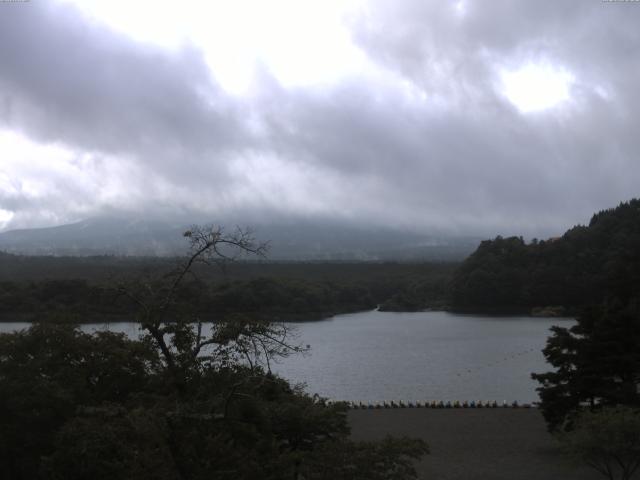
[{"left": 349, "top": 409, "right": 600, "bottom": 480}]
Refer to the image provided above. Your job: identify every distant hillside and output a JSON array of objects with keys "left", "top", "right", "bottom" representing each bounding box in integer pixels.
[
  {"left": 0, "top": 217, "right": 186, "bottom": 256},
  {"left": 451, "top": 199, "right": 640, "bottom": 313},
  {"left": 0, "top": 216, "right": 479, "bottom": 261}
]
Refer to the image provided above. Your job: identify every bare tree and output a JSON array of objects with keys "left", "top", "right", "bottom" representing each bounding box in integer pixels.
[{"left": 118, "top": 225, "right": 305, "bottom": 385}]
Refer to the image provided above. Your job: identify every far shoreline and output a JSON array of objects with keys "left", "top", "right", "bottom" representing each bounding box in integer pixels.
[{"left": 0, "top": 306, "right": 577, "bottom": 324}]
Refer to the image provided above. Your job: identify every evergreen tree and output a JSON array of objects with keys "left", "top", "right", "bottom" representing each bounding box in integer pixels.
[
  {"left": 532, "top": 299, "right": 640, "bottom": 431},
  {"left": 451, "top": 198, "right": 640, "bottom": 312}
]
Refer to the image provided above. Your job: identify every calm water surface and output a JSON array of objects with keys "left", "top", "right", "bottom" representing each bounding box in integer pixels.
[{"left": 0, "top": 310, "right": 572, "bottom": 403}]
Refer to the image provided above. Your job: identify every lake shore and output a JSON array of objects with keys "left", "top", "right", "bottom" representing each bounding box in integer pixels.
[
  {"left": 0, "top": 308, "right": 369, "bottom": 324},
  {"left": 348, "top": 409, "right": 599, "bottom": 480}
]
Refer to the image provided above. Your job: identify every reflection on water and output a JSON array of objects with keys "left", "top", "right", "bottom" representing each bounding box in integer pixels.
[{"left": 0, "top": 311, "right": 572, "bottom": 402}]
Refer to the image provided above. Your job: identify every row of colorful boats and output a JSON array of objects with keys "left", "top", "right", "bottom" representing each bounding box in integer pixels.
[{"left": 337, "top": 400, "right": 536, "bottom": 409}]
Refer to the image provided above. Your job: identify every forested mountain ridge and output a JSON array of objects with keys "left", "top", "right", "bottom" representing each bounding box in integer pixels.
[{"left": 451, "top": 199, "right": 640, "bottom": 313}]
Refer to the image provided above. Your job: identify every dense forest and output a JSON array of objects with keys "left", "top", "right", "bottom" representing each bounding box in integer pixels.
[
  {"left": 0, "top": 227, "right": 427, "bottom": 479},
  {"left": 2, "top": 203, "right": 639, "bottom": 477},
  {"left": 3, "top": 199, "right": 640, "bottom": 320},
  {"left": 0, "top": 255, "right": 455, "bottom": 322},
  {"left": 451, "top": 199, "right": 640, "bottom": 314}
]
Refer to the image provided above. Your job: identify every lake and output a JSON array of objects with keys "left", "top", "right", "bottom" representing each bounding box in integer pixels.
[{"left": 0, "top": 310, "right": 571, "bottom": 403}]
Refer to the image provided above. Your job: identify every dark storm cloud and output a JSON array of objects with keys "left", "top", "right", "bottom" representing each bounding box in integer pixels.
[
  {"left": 1, "top": 0, "right": 639, "bottom": 236},
  {"left": 249, "top": 0, "right": 640, "bottom": 235},
  {"left": 0, "top": 1, "right": 247, "bottom": 186},
  {"left": 254, "top": 80, "right": 560, "bottom": 234}
]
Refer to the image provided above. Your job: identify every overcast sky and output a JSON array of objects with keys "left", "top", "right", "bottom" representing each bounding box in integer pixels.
[{"left": 0, "top": 0, "right": 639, "bottom": 237}]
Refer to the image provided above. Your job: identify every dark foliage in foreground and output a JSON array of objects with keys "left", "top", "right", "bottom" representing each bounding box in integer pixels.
[
  {"left": 0, "top": 324, "right": 427, "bottom": 480},
  {"left": 451, "top": 199, "right": 640, "bottom": 312},
  {"left": 0, "top": 226, "right": 427, "bottom": 479},
  {"left": 532, "top": 299, "right": 640, "bottom": 432},
  {"left": 559, "top": 406, "right": 640, "bottom": 480}
]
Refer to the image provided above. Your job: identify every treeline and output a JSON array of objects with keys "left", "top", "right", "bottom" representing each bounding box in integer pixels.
[
  {"left": 0, "top": 317, "right": 427, "bottom": 480},
  {"left": 451, "top": 199, "right": 640, "bottom": 313},
  {"left": 0, "top": 262, "right": 456, "bottom": 321},
  {"left": 0, "top": 226, "right": 430, "bottom": 479}
]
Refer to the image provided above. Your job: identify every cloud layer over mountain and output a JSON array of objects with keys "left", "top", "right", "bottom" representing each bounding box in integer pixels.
[{"left": 1, "top": 0, "right": 639, "bottom": 237}]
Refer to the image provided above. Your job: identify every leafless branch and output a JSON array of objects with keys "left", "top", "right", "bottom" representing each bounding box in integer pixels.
[{"left": 115, "top": 224, "right": 305, "bottom": 391}]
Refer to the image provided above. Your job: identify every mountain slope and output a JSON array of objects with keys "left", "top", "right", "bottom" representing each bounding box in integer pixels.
[{"left": 0, "top": 216, "right": 480, "bottom": 261}]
